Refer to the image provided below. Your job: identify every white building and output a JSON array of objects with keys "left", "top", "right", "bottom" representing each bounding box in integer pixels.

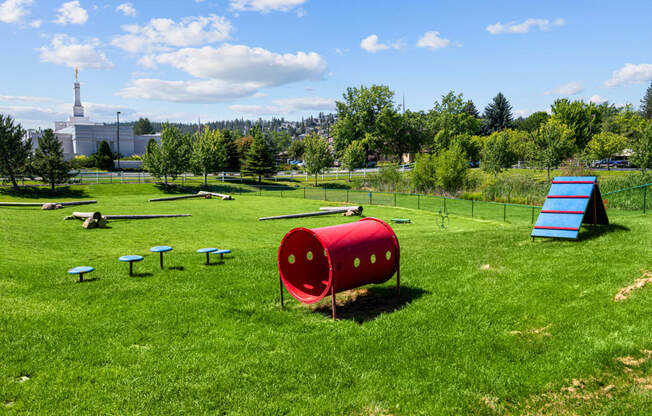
[{"left": 26, "top": 76, "right": 160, "bottom": 160}]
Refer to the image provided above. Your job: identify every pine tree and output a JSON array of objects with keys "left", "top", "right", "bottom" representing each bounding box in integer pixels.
[
  {"left": 241, "top": 126, "right": 276, "bottom": 183},
  {"left": 463, "top": 100, "right": 480, "bottom": 118},
  {"left": 483, "top": 92, "right": 513, "bottom": 134},
  {"left": 32, "top": 129, "right": 72, "bottom": 191},
  {"left": 0, "top": 114, "right": 31, "bottom": 190},
  {"left": 641, "top": 82, "right": 652, "bottom": 120},
  {"left": 220, "top": 130, "right": 240, "bottom": 172},
  {"left": 133, "top": 117, "right": 155, "bottom": 135},
  {"left": 94, "top": 140, "right": 114, "bottom": 171}
]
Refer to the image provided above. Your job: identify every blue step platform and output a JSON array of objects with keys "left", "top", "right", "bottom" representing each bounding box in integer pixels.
[{"left": 531, "top": 176, "right": 609, "bottom": 240}]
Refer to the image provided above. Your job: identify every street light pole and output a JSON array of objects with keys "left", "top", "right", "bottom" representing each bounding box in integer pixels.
[{"left": 116, "top": 111, "right": 121, "bottom": 170}]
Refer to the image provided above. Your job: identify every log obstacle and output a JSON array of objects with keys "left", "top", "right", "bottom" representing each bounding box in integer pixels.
[
  {"left": 277, "top": 217, "right": 400, "bottom": 319},
  {"left": 66, "top": 212, "right": 191, "bottom": 220},
  {"left": 149, "top": 192, "right": 233, "bottom": 202},
  {"left": 0, "top": 200, "right": 97, "bottom": 208},
  {"left": 259, "top": 206, "right": 363, "bottom": 221},
  {"left": 198, "top": 191, "right": 234, "bottom": 200}
]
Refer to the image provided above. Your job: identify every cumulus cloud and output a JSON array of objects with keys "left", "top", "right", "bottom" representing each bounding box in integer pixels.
[
  {"left": 116, "top": 3, "right": 135, "bottom": 17},
  {"left": 229, "top": 97, "right": 335, "bottom": 116},
  {"left": 604, "top": 63, "right": 652, "bottom": 87},
  {"left": 152, "top": 44, "right": 326, "bottom": 84},
  {"left": 416, "top": 31, "right": 451, "bottom": 50},
  {"left": 29, "top": 18, "right": 40, "bottom": 27},
  {"left": 544, "top": 81, "right": 584, "bottom": 96},
  {"left": 486, "top": 18, "right": 564, "bottom": 35},
  {"left": 0, "top": 94, "right": 51, "bottom": 102},
  {"left": 589, "top": 94, "right": 608, "bottom": 104},
  {"left": 111, "top": 14, "right": 232, "bottom": 53},
  {"left": 117, "top": 78, "right": 262, "bottom": 103},
  {"left": 54, "top": 1, "right": 88, "bottom": 25},
  {"left": 229, "top": 0, "right": 306, "bottom": 13},
  {"left": 38, "top": 34, "right": 113, "bottom": 69},
  {"left": 360, "top": 34, "right": 402, "bottom": 53},
  {"left": 0, "top": 0, "right": 33, "bottom": 23}
]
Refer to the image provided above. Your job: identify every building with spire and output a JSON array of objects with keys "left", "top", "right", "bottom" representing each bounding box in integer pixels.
[{"left": 26, "top": 70, "right": 160, "bottom": 161}]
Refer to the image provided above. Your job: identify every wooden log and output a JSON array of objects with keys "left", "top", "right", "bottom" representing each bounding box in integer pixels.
[
  {"left": 0, "top": 200, "right": 96, "bottom": 207},
  {"left": 198, "top": 191, "right": 234, "bottom": 200},
  {"left": 71, "top": 211, "right": 102, "bottom": 220},
  {"left": 104, "top": 214, "right": 191, "bottom": 219},
  {"left": 259, "top": 209, "right": 350, "bottom": 221},
  {"left": 59, "top": 200, "right": 97, "bottom": 206},
  {"left": 319, "top": 206, "right": 363, "bottom": 213},
  {"left": 148, "top": 194, "right": 205, "bottom": 202}
]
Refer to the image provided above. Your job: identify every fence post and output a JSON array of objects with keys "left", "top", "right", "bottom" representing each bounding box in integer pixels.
[
  {"left": 444, "top": 197, "right": 447, "bottom": 214},
  {"left": 644, "top": 186, "right": 647, "bottom": 214},
  {"left": 417, "top": 194, "right": 420, "bottom": 210},
  {"left": 369, "top": 192, "right": 372, "bottom": 205},
  {"left": 471, "top": 199, "right": 474, "bottom": 217},
  {"left": 503, "top": 204, "right": 506, "bottom": 222},
  {"left": 531, "top": 206, "right": 535, "bottom": 224}
]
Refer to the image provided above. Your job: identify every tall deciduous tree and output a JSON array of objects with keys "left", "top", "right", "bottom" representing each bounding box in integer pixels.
[
  {"left": 0, "top": 114, "right": 31, "bottom": 190},
  {"left": 550, "top": 99, "right": 601, "bottom": 150},
  {"left": 94, "top": 140, "right": 114, "bottom": 171},
  {"left": 428, "top": 91, "right": 481, "bottom": 152},
  {"left": 630, "top": 122, "right": 652, "bottom": 173},
  {"left": 341, "top": 140, "right": 366, "bottom": 180},
  {"left": 435, "top": 142, "right": 468, "bottom": 193},
  {"left": 531, "top": 119, "right": 574, "bottom": 180},
  {"left": 288, "top": 139, "right": 305, "bottom": 161},
  {"left": 481, "top": 131, "right": 514, "bottom": 177},
  {"left": 143, "top": 138, "right": 162, "bottom": 179},
  {"left": 241, "top": 126, "right": 276, "bottom": 183},
  {"left": 483, "top": 92, "right": 514, "bottom": 134},
  {"left": 155, "top": 124, "right": 191, "bottom": 186},
  {"left": 411, "top": 153, "right": 438, "bottom": 193},
  {"left": 641, "top": 82, "right": 652, "bottom": 120},
  {"left": 586, "top": 131, "right": 627, "bottom": 171},
  {"left": 32, "top": 129, "right": 72, "bottom": 191},
  {"left": 191, "top": 128, "right": 228, "bottom": 187},
  {"left": 133, "top": 117, "right": 155, "bottom": 135},
  {"left": 303, "top": 133, "right": 334, "bottom": 186}
]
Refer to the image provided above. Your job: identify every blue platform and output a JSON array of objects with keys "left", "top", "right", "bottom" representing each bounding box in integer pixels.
[{"left": 531, "top": 176, "right": 609, "bottom": 240}]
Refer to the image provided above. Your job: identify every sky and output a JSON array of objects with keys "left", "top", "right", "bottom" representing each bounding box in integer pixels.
[{"left": 1, "top": 0, "right": 652, "bottom": 129}]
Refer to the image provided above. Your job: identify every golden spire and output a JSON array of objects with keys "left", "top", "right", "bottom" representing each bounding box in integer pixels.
[{"left": 75, "top": 67, "right": 78, "bottom": 81}]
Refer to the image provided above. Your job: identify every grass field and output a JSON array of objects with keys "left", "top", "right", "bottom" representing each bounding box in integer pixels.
[{"left": 1, "top": 184, "right": 651, "bottom": 414}]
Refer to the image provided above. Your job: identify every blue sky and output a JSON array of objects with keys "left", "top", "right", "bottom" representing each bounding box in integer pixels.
[{"left": 1, "top": 0, "right": 651, "bottom": 129}]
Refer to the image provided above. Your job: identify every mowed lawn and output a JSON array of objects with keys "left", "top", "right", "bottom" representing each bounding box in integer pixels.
[{"left": 1, "top": 184, "right": 651, "bottom": 415}]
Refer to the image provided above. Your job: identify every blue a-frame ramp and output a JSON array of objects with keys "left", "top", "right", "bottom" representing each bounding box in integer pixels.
[{"left": 531, "top": 176, "right": 609, "bottom": 240}]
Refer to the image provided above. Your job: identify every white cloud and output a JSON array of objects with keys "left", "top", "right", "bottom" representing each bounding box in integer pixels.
[
  {"left": 229, "top": 96, "right": 335, "bottom": 115},
  {"left": 604, "top": 63, "right": 652, "bottom": 87},
  {"left": 38, "top": 34, "right": 113, "bottom": 69},
  {"left": 29, "top": 18, "right": 40, "bottom": 27},
  {"left": 416, "top": 31, "right": 451, "bottom": 50},
  {"left": 360, "top": 34, "right": 402, "bottom": 53},
  {"left": 0, "top": 94, "right": 51, "bottom": 102},
  {"left": 486, "top": 18, "right": 564, "bottom": 35},
  {"left": 153, "top": 44, "right": 326, "bottom": 85},
  {"left": 514, "top": 109, "right": 533, "bottom": 118},
  {"left": 116, "top": 3, "right": 135, "bottom": 17},
  {"left": 111, "top": 14, "right": 232, "bottom": 53},
  {"left": 117, "top": 78, "right": 262, "bottom": 103},
  {"left": 54, "top": 1, "right": 88, "bottom": 25},
  {"left": 0, "top": 0, "right": 32, "bottom": 23},
  {"left": 229, "top": 0, "right": 305, "bottom": 13},
  {"left": 137, "top": 54, "right": 157, "bottom": 69},
  {"left": 589, "top": 94, "right": 608, "bottom": 104},
  {"left": 544, "top": 81, "right": 584, "bottom": 96}
]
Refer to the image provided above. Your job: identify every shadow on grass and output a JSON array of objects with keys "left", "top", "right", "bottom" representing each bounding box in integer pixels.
[
  {"left": 578, "top": 223, "right": 630, "bottom": 241},
  {"left": 76, "top": 277, "right": 99, "bottom": 283},
  {"left": 168, "top": 266, "right": 185, "bottom": 271},
  {"left": 312, "top": 285, "right": 428, "bottom": 324},
  {"left": 131, "top": 272, "right": 153, "bottom": 278},
  {"left": 0, "top": 186, "right": 89, "bottom": 200}
]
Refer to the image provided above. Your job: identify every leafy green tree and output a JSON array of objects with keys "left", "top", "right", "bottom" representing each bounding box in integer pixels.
[
  {"left": 332, "top": 84, "right": 397, "bottom": 156},
  {"left": 155, "top": 124, "right": 192, "bottom": 186},
  {"left": 191, "top": 129, "right": 228, "bottom": 187},
  {"left": 630, "top": 122, "right": 652, "bottom": 172},
  {"left": 586, "top": 132, "right": 627, "bottom": 171},
  {"left": 550, "top": 99, "right": 601, "bottom": 150},
  {"left": 287, "top": 139, "right": 305, "bottom": 161},
  {"left": 602, "top": 105, "right": 647, "bottom": 140},
  {"left": 242, "top": 126, "right": 276, "bottom": 183},
  {"left": 0, "top": 114, "right": 31, "bottom": 190},
  {"left": 302, "top": 133, "right": 334, "bottom": 186},
  {"left": 94, "top": 140, "right": 114, "bottom": 171},
  {"left": 428, "top": 91, "right": 481, "bottom": 152},
  {"left": 143, "top": 138, "right": 162, "bottom": 179},
  {"left": 32, "top": 129, "right": 72, "bottom": 191},
  {"left": 641, "top": 82, "right": 652, "bottom": 120},
  {"left": 411, "top": 153, "right": 438, "bottom": 193},
  {"left": 341, "top": 140, "right": 366, "bottom": 180},
  {"left": 483, "top": 92, "right": 513, "bottom": 134},
  {"left": 514, "top": 111, "right": 550, "bottom": 132},
  {"left": 481, "top": 131, "right": 515, "bottom": 177},
  {"left": 531, "top": 119, "right": 575, "bottom": 180},
  {"left": 133, "top": 117, "right": 155, "bottom": 135},
  {"left": 435, "top": 142, "right": 468, "bottom": 193},
  {"left": 267, "top": 131, "right": 292, "bottom": 153}
]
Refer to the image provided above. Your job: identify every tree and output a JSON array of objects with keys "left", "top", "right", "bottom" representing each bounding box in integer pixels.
[
  {"left": 428, "top": 91, "right": 481, "bottom": 152},
  {"left": 514, "top": 111, "right": 549, "bottom": 132},
  {"left": 630, "top": 122, "right": 652, "bottom": 172},
  {"left": 341, "top": 140, "right": 366, "bottom": 180},
  {"left": 220, "top": 130, "right": 240, "bottom": 172},
  {"left": 302, "top": 133, "right": 334, "bottom": 186},
  {"left": 235, "top": 135, "right": 253, "bottom": 165},
  {"left": 0, "top": 114, "right": 31, "bottom": 190},
  {"left": 190, "top": 129, "right": 228, "bottom": 187},
  {"left": 287, "top": 139, "right": 305, "bottom": 161},
  {"left": 411, "top": 153, "right": 438, "bottom": 193},
  {"left": 32, "top": 129, "right": 72, "bottom": 191},
  {"left": 463, "top": 100, "right": 480, "bottom": 118},
  {"left": 435, "top": 142, "right": 468, "bottom": 193},
  {"left": 641, "top": 82, "right": 652, "bottom": 119},
  {"left": 143, "top": 138, "right": 162, "bottom": 179},
  {"left": 531, "top": 119, "right": 574, "bottom": 180},
  {"left": 154, "top": 124, "right": 191, "bottom": 186},
  {"left": 267, "top": 131, "right": 292, "bottom": 153},
  {"left": 483, "top": 92, "right": 513, "bottom": 134},
  {"left": 586, "top": 132, "right": 627, "bottom": 171},
  {"left": 94, "top": 140, "right": 114, "bottom": 171},
  {"left": 133, "top": 117, "right": 155, "bottom": 135},
  {"left": 481, "top": 131, "right": 515, "bottom": 177},
  {"left": 241, "top": 126, "right": 276, "bottom": 183},
  {"left": 550, "top": 99, "right": 601, "bottom": 151}
]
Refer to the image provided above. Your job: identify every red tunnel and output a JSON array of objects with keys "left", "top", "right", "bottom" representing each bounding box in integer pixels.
[{"left": 277, "top": 217, "right": 400, "bottom": 307}]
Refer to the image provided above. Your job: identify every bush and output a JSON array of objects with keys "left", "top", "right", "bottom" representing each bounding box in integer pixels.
[
  {"left": 69, "top": 155, "right": 95, "bottom": 170},
  {"left": 435, "top": 143, "right": 468, "bottom": 194},
  {"left": 366, "top": 164, "right": 406, "bottom": 192},
  {"left": 411, "top": 153, "right": 437, "bottom": 194}
]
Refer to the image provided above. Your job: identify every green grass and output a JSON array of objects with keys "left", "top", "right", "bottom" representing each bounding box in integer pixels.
[{"left": 1, "top": 184, "right": 652, "bottom": 414}]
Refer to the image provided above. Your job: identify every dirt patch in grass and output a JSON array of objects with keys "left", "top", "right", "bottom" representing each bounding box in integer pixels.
[
  {"left": 614, "top": 271, "right": 652, "bottom": 301},
  {"left": 17, "top": 375, "right": 30, "bottom": 383},
  {"left": 509, "top": 324, "right": 552, "bottom": 337},
  {"left": 480, "top": 264, "right": 492, "bottom": 271},
  {"left": 4, "top": 401, "right": 15, "bottom": 408}
]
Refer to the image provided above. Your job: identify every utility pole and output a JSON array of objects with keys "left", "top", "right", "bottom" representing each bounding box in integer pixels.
[{"left": 117, "top": 111, "right": 121, "bottom": 170}]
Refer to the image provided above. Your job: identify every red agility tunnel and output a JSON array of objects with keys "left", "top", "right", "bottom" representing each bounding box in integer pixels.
[{"left": 277, "top": 217, "right": 400, "bottom": 318}]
